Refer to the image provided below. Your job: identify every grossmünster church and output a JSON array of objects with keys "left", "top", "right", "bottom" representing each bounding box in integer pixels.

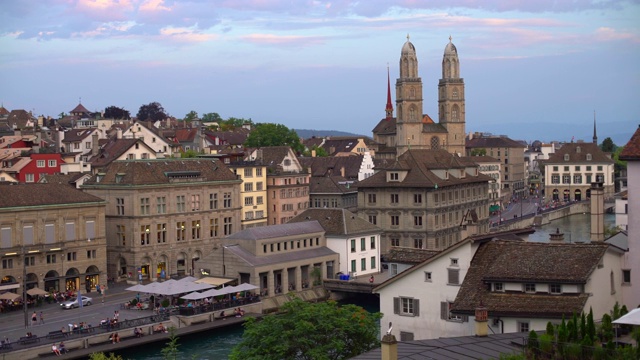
[{"left": 373, "top": 35, "right": 466, "bottom": 159}]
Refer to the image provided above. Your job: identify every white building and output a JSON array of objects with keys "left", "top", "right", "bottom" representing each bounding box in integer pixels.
[{"left": 615, "top": 191, "right": 628, "bottom": 231}]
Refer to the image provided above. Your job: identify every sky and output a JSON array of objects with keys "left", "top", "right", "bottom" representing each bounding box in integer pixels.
[{"left": 1, "top": 0, "right": 639, "bottom": 145}]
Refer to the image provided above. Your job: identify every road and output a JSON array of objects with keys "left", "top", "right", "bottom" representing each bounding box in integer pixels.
[{"left": 490, "top": 196, "right": 540, "bottom": 224}]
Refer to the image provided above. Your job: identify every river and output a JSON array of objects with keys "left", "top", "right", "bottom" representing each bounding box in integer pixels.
[{"left": 116, "top": 214, "right": 616, "bottom": 359}]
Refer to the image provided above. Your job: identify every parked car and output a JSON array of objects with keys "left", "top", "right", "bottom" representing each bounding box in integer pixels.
[{"left": 60, "top": 296, "right": 93, "bottom": 309}]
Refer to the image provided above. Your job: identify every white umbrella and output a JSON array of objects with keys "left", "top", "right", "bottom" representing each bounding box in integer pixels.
[
  {"left": 234, "top": 283, "right": 259, "bottom": 292},
  {"left": 613, "top": 308, "right": 640, "bottom": 325},
  {"left": 181, "top": 291, "right": 206, "bottom": 300},
  {"left": 27, "top": 288, "right": 48, "bottom": 296},
  {"left": 125, "top": 284, "right": 148, "bottom": 292},
  {"left": 0, "top": 292, "right": 20, "bottom": 301}
]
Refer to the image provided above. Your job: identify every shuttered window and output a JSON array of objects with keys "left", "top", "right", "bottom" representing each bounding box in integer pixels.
[
  {"left": 448, "top": 268, "right": 460, "bottom": 285},
  {"left": 393, "top": 297, "right": 419, "bottom": 317},
  {"left": 441, "top": 301, "right": 468, "bottom": 322}
]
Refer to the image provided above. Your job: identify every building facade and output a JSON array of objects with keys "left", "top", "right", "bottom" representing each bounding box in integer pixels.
[
  {"left": 0, "top": 183, "right": 107, "bottom": 294},
  {"left": 82, "top": 158, "right": 242, "bottom": 282},
  {"left": 228, "top": 161, "right": 268, "bottom": 229}
]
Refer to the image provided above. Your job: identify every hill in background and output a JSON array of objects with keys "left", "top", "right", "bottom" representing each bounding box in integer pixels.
[{"left": 295, "top": 129, "right": 366, "bottom": 139}]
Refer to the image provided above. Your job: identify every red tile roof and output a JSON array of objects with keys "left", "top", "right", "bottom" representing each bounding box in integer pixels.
[{"left": 620, "top": 125, "right": 640, "bottom": 160}]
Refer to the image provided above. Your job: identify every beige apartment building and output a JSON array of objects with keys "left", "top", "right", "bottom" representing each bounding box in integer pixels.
[
  {"left": 357, "top": 149, "right": 491, "bottom": 255},
  {"left": 0, "top": 183, "right": 107, "bottom": 294},
  {"left": 247, "top": 147, "right": 310, "bottom": 225},
  {"left": 228, "top": 161, "right": 268, "bottom": 229},
  {"left": 82, "top": 158, "right": 241, "bottom": 282}
]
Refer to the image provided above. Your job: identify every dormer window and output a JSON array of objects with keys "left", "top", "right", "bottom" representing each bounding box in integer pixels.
[
  {"left": 586, "top": 154, "right": 592, "bottom": 161},
  {"left": 494, "top": 283, "right": 504, "bottom": 292},
  {"left": 115, "top": 173, "right": 125, "bottom": 183},
  {"left": 576, "top": 146, "right": 581, "bottom": 153},
  {"left": 564, "top": 154, "right": 570, "bottom": 161},
  {"left": 549, "top": 284, "right": 562, "bottom": 294},
  {"left": 445, "top": 171, "right": 449, "bottom": 179},
  {"left": 389, "top": 172, "right": 399, "bottom": 181},
  {"left": 96, "top": 173, "right": 105, "bottom": 183}
]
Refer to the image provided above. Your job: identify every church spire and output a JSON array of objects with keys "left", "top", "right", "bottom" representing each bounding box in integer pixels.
[
  {"left": 593, "top": 110, "right": 598, "bottom": 145},
  {"left": 385, "top": 64, "right": 393, "bottom": 119}
]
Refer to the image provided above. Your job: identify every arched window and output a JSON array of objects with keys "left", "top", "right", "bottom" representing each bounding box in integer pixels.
[
  {"left": 445, "top": 59, "right": 451, "bottom": 78},
  {"left": 402, "top": 59, "right": 408, "bottom": 77},
  {"left": 439, "top": 105, "right": 445, "bottom": 121},
  {"left": 452, "top": 88, "right": 458, "bottom": 99},
  {"left": 431, "top": 136, "right": 440, "bottom": 149},
  {"left": 409, "top": 107, "right": 416, "bottom": 121},
  {"left": 410, "top": 87, "right": 415, "bottom": 99},
  {"left": 452, "top": 105, "right": 459, "bottom": 121}
]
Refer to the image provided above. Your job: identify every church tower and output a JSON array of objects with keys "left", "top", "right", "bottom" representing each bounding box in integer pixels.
[
  {"left": 438, "top": 36, "right": 466, "bottom": 155},
  {"left": 396, "top": 35, "right": 425, "bottom": 157}
]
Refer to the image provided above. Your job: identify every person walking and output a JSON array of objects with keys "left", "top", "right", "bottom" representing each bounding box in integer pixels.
[
  {"left": 39, "top": 311, "right": 44, "bottom": 325},
  {"left": 31, "top": 311, "right": 37, "bottom": 327}
]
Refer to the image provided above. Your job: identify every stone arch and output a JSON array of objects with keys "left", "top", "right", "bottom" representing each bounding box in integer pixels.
[
  {"left": 1, "top": 275, "right": 17, "bottom": 284},
  {"left": 44, "top": 270, "right": 59, "bottom": 292},
  {"left": 574, "top": 189, "right": 582, "bottom": 201},
  {"left": 86, "top": 265, "right": 100, "bottom": 274},
  {"left": 452, "top": 104, "right": 460, "bottom": 121},
  {"left": 176, "top": 252, "right": 187, "bottom": 276},
  {"left": 431, "top": 136, "right": 440, "bottom": 150},
  {"left": 156, "top": 254, "right": 168, "bottom": 279},
  {"left": 402, "top": 58, "right": 409, "bottom": 77},
  {"left": 117, "top": 256, "right": 128, "bottom": 277},
  {"left": 26, "top": 273, "right": 38, "bottom": 289},
  {"left": 65, "top": 268, "right": 79, "bottom": 277},
  {"left": 552, "top": 189, "right": 559, "bottom": 201}
]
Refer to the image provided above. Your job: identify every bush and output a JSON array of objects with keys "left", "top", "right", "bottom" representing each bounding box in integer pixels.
[
  {"left": 564, "top": 342, "right": 582, "bottom": 360},
  {"left": 538, "top": 334, "right": 554, "bottom": 356},
  {"left": 546, "top": 321, "right": 555, "bottom": 337}
]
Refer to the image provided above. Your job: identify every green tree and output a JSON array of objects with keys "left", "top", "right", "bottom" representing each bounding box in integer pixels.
[
  {"left": 558, "top": 316, "right": 568, "bottom": 343},
  {"left": 161, "top": 327, "right": 180, "bottom": 360},
  {"left": 546, "top": 321, "right": 555, "bottom": 337},
  {"left": 202, "top": 112, "right": 223, "bottom": 124},
  {"left": 600, "top": 137, "right": 616, "bottom": 152},
  {"left": 587, "top": 307, "right": 595, "bottom": 343},
  {"left": 244, "top": 123, "right": 304, "bottom": 154},
  {"left": 220, "top": 117, "right": 253, "bottom": 130},
  {"left": 58, "top": 112, "right": 67, "bottom": 119},
  {"left": 230, "top": 296, "right": 381, "bottom": 360},
  {"left": 180, "top": 149, "right": 198, "bottom": 158},
  {"left": 303, "top": 145, "right": 328, "bottom": 157},
  {"left": 89, "top": 353, "right": 124, "bottom": 360},
  {"left": 580, "top": 312, "right": 587, "bottom": 341},
  {"left": 470, "top": 148, "right": 487, "bottom": 156},
  {"left": 137, "top": 102, "right": 167, "bottom": 121},
  {"left": 183, "top": 110, "right": 198, "bottom": 123},
  {"left": 104, "top": 106, "right": 131, "bottom": 120},
  {"left": 600, "top": 313, "right": 614, "bottom": 343}
]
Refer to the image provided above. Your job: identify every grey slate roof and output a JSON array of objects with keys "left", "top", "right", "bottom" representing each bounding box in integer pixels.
[
  {"left": 0, "top": 183, "right": 105, "bottom": 208},
  {"left": 224, "top": 221, "right": 325, "bottom": 241},
  {"left": 384, "top": 247, "right": 440, "bottom": 264},
  {"left": 288, "top": 208, "right": 380, "bottom": 236},
  {"left": 308, "top": 176, "right": 357, "bottom": 194},
  {"left": 225, "top": 244, "right": 337, "bottom": 267},
  {"left": 544, "top": 142, "right": 613, "bottom": 164},
  {"left": 466, "top": 136, "right": 525, "bottom": 149},
  {"left": 83, "top": 158, "right": 238, "bottom": 186},
  {"left": 299, "top": 155, "right": 364, "bottom": 179}
]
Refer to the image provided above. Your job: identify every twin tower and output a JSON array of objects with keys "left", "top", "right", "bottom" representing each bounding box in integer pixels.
[{"left": 379, "top": 35, "right": 466, "bottom": 157}]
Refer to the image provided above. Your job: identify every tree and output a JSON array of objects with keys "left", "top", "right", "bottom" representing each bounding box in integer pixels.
[
  {"left": 89, "top": 353, "right": 123, "bottom": 360},
  {"left": 470, "top": 148, "right": 487, "bottom": 156},
  {"left": 600, "top": 137, "right": 616, "bottom": 152},
  {"left": 229, "top": 296, "right": 381, "bottom": 360},
  {"left": 58, "top": 112, "right": 67, "bottom": 119},
  {"left": 137, "top": 102, "right": 167, "bottom": 121},
  {"left": 220, "top": 117, "right": 253, "bottom": 131},
  {"left": 161, "top": 327, "right": 180, "bottom": 360},
  {"left": 244, "top": 123, "right": 304, "bottom": 154},
  {"left": 104, "top": 106, "right": 131, "bottom": 120},
  {"left": 183, "top": 110, "right": 198, "bottom": 123},
  {"left": 202, "top": 112, "right": 222, "bottom": 123},
  {"left": 303, "top": 145, "right": 328, "bottom": 157}
]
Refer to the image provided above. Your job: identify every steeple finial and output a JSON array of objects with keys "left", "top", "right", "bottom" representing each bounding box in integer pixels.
[
  {"left": 593, "top": 110, "right": 598, "bottom": 145},
  {"left": 385, "top": 64, "right": 393, "bottom": 119},
  {"left": 449, "top": 35, "right": 452, "bottom": 42},
  {"left": 406, "top": 33, "right": 410, "bottom": 41}
]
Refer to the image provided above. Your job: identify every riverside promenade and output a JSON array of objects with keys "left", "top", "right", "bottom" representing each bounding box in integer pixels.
[{"left": 0, "top": 282, "right": 259, "bottom": 359}]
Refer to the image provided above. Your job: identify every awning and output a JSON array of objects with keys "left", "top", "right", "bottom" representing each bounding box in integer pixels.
[
  {"left": 0, "top": 283, "right": 20, "bottom": 291},
  {"left": 489, "top": 205, "right": 500, "bottom": 212},
  {"left": 195, "top": 277, "right": 234, "bottom": 286}
]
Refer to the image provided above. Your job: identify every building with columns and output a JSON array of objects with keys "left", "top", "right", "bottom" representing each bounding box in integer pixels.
[
  {"left": 195, "top": 221, "right": 339, "bottom": 297},
  {"left": 373, "top": 36, "right": 467, "bottom": 159}
]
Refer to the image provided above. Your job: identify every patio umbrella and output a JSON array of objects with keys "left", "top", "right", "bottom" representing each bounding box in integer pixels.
[
  {"left": 0, "top": 292, "right": 21, "bottom": 301},
  {"left": 613, "top": 308, "right": 640, "bottom": 325},
  {"left": 125, "top": 284, "right": 148, "bottom": 292},
  {"left": 27, "top": 288, "right": 48, "bottom": 296},
  {"left": 181, "top": 291, "right": 206, "bottom": 300},
  {"left": 233, "top": 283, "right": 259, "bottom": 292}
]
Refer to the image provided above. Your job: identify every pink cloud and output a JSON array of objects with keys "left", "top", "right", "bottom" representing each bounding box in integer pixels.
[
  {"left": 74, "top": 0, "right": 134, "bottom": 22},
  {"left": 159, "top": 27, "right": 217, "bottom": 42},
  {"left": 139, "top": 0, "right": 172, "bottom": 13},
  {"left": 594, "top": 27, "right": 640, "bottom": 43},
  {"left": 240, "top": 33, "right": 327, "bottom": 47}
]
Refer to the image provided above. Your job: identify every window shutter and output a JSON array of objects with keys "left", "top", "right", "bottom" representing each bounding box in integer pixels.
[
  {"left": 448, "top": 268, "right": 459, "bottom": 284},
  {"left": 65, "top": 222, "right": 75, "bottom": 241},
  {"left": 440, "top": 302, "right": 448, "bottom": 320},
  {"left": 413, "top": 299, "right": 420, "bottom": 317},
  {"left": 393, "top": 297, "right": 400, "bottom": 314},
  {"left": 23, "top": 225, "right": 34, "bottom": 245},
  {"left": 45, "top": 224, "right": 55, "bottom": 244}
]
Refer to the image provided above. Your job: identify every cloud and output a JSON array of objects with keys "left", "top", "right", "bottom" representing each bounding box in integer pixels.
[
  {"left": 594, "top": 27, "right": 640, "bottom": 43},
  {"left": 159, "top": 26, "right": 218, "bottom": 43},
  {"left": 139, "top": 0, "right": 172, "bottom": 13},
  {"left": 239, "top": 33, "right": 327, "bottom": 47},
  {"left": 74, "top": 0, "right": 135, "bottom": 22}
]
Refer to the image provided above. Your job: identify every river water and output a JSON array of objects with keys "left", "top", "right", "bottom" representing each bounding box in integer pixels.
[{"left": 116, "top": 214, "right": 615, "bottom": 359}]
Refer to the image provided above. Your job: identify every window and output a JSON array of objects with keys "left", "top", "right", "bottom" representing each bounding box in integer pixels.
[
  {"left": 564, "top": 154, "right": 570, "bottom": 161},
  {"left": 575, "top": 166, "right": 581, "bottom": 171},
  {"left": 37, "top": 160, "right": 45, "bottom": 167},
  {"left": 597, "top": 165, "right": 603, "bottom": 171},
  {"left": 550, "top": 284, "right": 562, "bottom": 294},
  {"left": 256, "top": 196, "right": 263, "bottom": 205},
  {"left": 414, "top": 194, "right": 422, "bottom": 204},
  {"left": 610, "top": 271, "right": 615, "bottom": 294},
  {"left": 256, "top": 168, "right": 263, "bottom": 176},
  {"left": 448, "top": 268, "right": 460, "bottom": 285},
  {"left": 390, "top": 194, "right": 399, "bottom": 203},
  {"left": 350, "top": 239, "right": 356, "bottom": 253},
  {"left": 116, "top": 198, "right": 125, "bottom": 215},
  {"left": 48, "top": 160, "right": 56, "bottom": 167},
  {"left": 24, "top": 255, "right": 35, "bottom": 266},
  {"left": 394, "top": 297, "right": 419, "bottom": 316},
  {"left": 244, "top": 183, "right": 253, "bottom": 192},
  {"left": 553, "top": 166, "right": 558, "bottom": 171},
  {"left": 414, "top": 238, "right": 423, "bottom": 248},
  {"left": 244, "top": 197, "right": 254, "bottom": 206},
  {"left": 191, "top": 194, "right": 200, "bottom": 211},
  {"left": 140, "top": 197, "right": 150, "bottom": 215},
  {"left": 586, "top": 154, "right": 592, "bottom": 161},
  {"left": 622, "top": 270, "right": 631, "bottom": 285},
  {"left": 210, "top": 218, "right": 218, "bottom": 237},
  {"left": 209, "top": 193, "right": 219, "bottom": 209},
  {"left": 414, "top": 216, "right": 422, "bottom": 226},
  {"left": 244, "top": 168, "right": 253, "bottom": 177},
  {"left": 371, "top": 256, "right": 376, "bottom": 269},
  {"left": 25, "top": 173, "right": 34, "bottom": 182},
  {"left": 256, "top": 182, "right": 263, "bottom": 191},
  {"left": 2, "top": 259, "right": 13, "bottom": 269},
  {"left": 440, "top": 301, "right": 464, "bottom": 321},
  {"left": 223, "top": 217, "right": 233, "bottom": 235},
  {"left": 424, "top": 272, "right": 432, "bottom": 282},
  {"left": 368, "top": 215, "right": 377, "bottom": 225},
  {"left": 361, "top": 258, "right": 366, "bottom": 271},
  {"left": 389, "top": 172, "right": 399, "bottom": 181},
  {"left": 176, "top": 221, "right": 186, "bottom": 241},
  {"left": 361, "top": 238, "right": 366, "bottom": 251},
  {"left": 586, "top": 166, "right": 592, "bottom": 171},
  {"left": 117, "top": 225, "right": 126, "bottom": 246},
  {"left": 368, "top": 194, "right": 376, "bottom": 203},
  {"left": 176, "top": 195, "right": 186, "bottom": 212},
  {"left": 46, "top": 254, "right": 57, "bottom": 264},
  {"left": 494, "top": 283, "right": 503, "bottom": 291},
  {"left": 351, "top": 259, "right": 356, "bottom": 273},
  {"left": 223, "top": 192, "right": 232, "bottom": 208},
  {"left": 391, "top": 215, "right": 399, "bottom": 226},
  {"left": 524, "top": 283, "right": 536, "bottom": 293},
  {"left": 370, "top": 236, "right": 376, "bottom": 249},
  {"left": 551, "top": 174, "right": 560, "bottom": 184},
  {"left": 564, "top": 166, "right": 570, "bottom": 171},
  {"left": 518, "top": 321, "right": 530, "bottom": 333},
  {"left": 87, "top": 250, "right": 97, "bottom": 259},
  {"left": 562, "top": 175, "right": 571, "bottom": 184},
  {"left": 191, "top": 220, "right": 201, "bottom": 239},
  {"left": 156, "top": 196, "right": 166, "bottom": 214},
  {"left": 140, "top": 225, "right": 150, "bottom": 245},
  {"left": 390, "top": 263, "right": 398, "bottom": 275},
  {"left": 391, "top": 238, "right": 399, "bottom": 247},
  {"left": 65, "top": 222, "right": 75, "bottom": 241},
  {"left": 67, "top": 252, "right": 77, "bottom": 261},
  {"left": 573, "top": 175, "right": 582, "bottom": 184},
  {"left": 157, "top": 224, "right": 166, "bottom": 243}
]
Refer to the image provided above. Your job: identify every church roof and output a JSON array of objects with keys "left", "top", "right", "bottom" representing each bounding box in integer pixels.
[
  {"left": 70, "top": 103, "right": 90, "bottom": 114},
  {"left": 372, "top": 117, "right": 396, "bottom": 135},
  {"left": 444, "top": 38, "right": 458, "bottom": 55},
  {"left": 401, "top": 37, "right": 416, "bottom": 55}
]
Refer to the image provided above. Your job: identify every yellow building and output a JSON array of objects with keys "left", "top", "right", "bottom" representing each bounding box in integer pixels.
[{"left": 228, "top": 161, "right": 268, "bottom": 229}]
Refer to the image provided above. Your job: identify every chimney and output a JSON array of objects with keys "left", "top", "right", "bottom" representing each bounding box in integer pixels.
[
  {"left": 116, "top": 128, "right": 123, "bottom": 139},
  {"left": 590, "top": 181, "right": 605, "bottom": 241},
  {"left": 91, "top": 132, "right": 99, "bottom": 156},
  {"left": 549, "top": 228, "right": 565, "bottom": 243},
  {"left": 380, "top": 334, "right": 398, "bottom": 360},
  {"left": 311, "top": 149, "right": 316, "bottom": 158},
  {"left": 474, "top": 304, "right": 488, "bottom": 337},
  {"left": 340, "top": 166, "right": 345, "bottom": 177}
]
